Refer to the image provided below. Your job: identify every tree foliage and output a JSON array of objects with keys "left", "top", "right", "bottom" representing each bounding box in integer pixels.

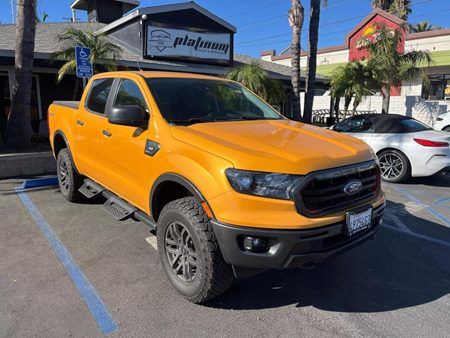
[
  {"left": 364, "top": 25, "right": 432, "bottom": 113},
  {"left": 410, "top": 21, "right": 442, "bottom": 33},
  {"left": 371, "top": 0, "right": 411, "bottom": 20},
  {"left": 226, "top": 62, "right": 286, "bottom": 106},
  {"left": 52, "top": 28, "right": 122, "bottom": 82},
  {"left": 330, "top": 61, "right": 379, "bottom": 113}
]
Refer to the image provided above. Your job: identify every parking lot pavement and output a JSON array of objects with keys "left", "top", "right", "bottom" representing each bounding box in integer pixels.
[{"left": 1, "top": 176, "right": 450, "bottom": 338}]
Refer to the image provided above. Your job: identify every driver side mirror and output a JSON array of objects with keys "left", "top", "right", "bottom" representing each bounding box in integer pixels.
[{"left": 108, "top": 105, "right": 147, "bottom": 128}]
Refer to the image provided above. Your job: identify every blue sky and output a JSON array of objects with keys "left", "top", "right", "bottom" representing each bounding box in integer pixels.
[{"left": 0, "top": 0, "right": 448, "bottom": 57}]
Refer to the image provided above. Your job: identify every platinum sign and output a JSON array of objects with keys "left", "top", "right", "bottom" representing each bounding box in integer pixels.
[{"left": 147, "top": 26, "right": 231, "bottom": 61}]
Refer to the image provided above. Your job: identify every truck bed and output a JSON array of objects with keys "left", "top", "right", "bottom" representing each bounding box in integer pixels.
[{"left": 52, "top": 101, "right": 80, "bottom": 109}]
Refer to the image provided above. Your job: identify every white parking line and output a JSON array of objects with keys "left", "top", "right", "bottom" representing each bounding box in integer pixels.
[{"left": 145, "top": 235, "right": 158, "bottom": 251}]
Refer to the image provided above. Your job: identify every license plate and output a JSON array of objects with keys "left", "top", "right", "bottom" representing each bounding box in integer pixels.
[{"left": 346, "top": 206, "right": 372, "bottom": 236}]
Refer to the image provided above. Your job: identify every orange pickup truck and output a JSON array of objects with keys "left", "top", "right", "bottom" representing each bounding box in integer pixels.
[{"left": 48, "top": 71, "right": 385, "bottom": 303}]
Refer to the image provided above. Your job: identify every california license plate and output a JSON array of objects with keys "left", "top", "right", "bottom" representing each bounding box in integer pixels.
[{"left": 346, "top": 206, "right": 372, "bottom": 236}]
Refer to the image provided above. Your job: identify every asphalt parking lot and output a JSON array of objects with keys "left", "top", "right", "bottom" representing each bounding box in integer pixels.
[{"left": 1, "top": 175, "right": 450, "bottom": 338}]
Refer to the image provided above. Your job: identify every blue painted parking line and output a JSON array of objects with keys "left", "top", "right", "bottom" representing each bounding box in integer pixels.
[
  {"left": 15, "top": 189, "right": 118, "bottom": 336},
  {"left": 21, "top": 176, "right": 58, "bottom": 190},
  {"left": 392, "top": 185, "right": 450, "bottom": 227}
]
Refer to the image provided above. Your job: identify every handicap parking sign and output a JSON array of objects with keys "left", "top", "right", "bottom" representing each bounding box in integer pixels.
[{"left": 75, "top": 46, "right": 93, "bottom": 78}]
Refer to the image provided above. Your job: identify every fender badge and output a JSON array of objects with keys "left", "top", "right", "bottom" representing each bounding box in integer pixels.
[{"left": 145, "top": 139, "right": 160, "bottom": 156}]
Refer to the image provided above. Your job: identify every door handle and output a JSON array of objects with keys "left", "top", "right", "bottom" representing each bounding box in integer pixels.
[
  {"left": 76, "top": 120, "right": 84, "bottom": 126},
  {"left": 102, "top": 130, "right": 112, "bottom": 137}
]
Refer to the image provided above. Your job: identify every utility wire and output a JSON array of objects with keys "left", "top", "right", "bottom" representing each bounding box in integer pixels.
[{"left": 235, "top": 0, "right": 435, "bottom": 47}]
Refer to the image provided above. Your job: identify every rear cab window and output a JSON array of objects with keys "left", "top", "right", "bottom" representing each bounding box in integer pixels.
[{"left": 85, "top": 78, "right": 114, "bottom": 114}]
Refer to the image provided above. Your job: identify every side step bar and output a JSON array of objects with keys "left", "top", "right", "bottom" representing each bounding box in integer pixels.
[
  {"left": 79, "top": 179, "right": 105, "bottom": 198},
  {"left": 78, "top": 178, "right": 156, "bottom": 230}
]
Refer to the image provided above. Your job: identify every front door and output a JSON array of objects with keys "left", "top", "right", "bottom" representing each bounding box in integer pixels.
[{"left": 96, "top": 77, "right": 154, "bottom": 211}]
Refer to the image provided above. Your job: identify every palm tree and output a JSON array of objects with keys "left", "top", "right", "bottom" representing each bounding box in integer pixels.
[
  {"left": 410, "top": 21, "right": 441, "bottom": 33},
  {"left": 371, "top": 0, "right": 411, "bottom": 20},
  {"left": 371, "top": 0, "right": 390, "bottom": 10},
  {"left": 226, "top": 62, "right": 286, "bottom": 106},
  {"left": 365, "top": 25, "right": 432, "bottom": 113},
  {"left": 288, "top": 0, "right": 305, "bottom": 121},
  {"left": 4, "top": 0, "right": 37, "bottom": 149},
  {"left": 303, "top": 0, "right": 329, "bottom": 124},
  {"left": 330, "top": 61, "right": 379, "bottom": 116},
  {"left": 52, "top": 28, "right": 122, "bottom": 98}
]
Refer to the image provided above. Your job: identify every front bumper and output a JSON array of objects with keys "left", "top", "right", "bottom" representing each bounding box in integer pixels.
[{"left": 211, "top": 203, "right": 384, "bottom": 271}]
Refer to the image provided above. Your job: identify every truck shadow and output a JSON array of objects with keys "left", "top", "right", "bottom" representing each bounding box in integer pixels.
[{"left": 206, "top": 200, "right": 450, "bottom": 312}]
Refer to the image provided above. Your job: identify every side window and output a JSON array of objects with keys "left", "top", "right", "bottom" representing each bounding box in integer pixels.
[
  {"left": 86, "top": 78, "right": 114, "bottom": 114},
  {"left": 334, "top": 118, "right": 373, "bottom": 133},
  {"left": 114, "top": 79, "right": 148, "bottom": 113}
]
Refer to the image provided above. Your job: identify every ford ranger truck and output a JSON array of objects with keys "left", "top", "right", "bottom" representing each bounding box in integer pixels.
[{"left": 48, "top": 71, "right": 385, "bottom": 303}]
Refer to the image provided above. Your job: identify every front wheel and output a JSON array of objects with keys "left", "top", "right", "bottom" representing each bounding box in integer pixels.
[
  {"left": 157, "top": 197, "right": 234, "bottom": 303},
  {"left": 443, "top": 126, "right": 450, "bottom": 132},
  {"left": 378, "top": 149, "right": 410, "bottom": 183}
]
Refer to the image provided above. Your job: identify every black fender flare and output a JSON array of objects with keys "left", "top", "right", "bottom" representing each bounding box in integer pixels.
[
  {"left": 150, "top": 173, "right": 213, "bottom": 219},
  {"left": 53, "top": 130, "right": 80, "bottom": 174}
]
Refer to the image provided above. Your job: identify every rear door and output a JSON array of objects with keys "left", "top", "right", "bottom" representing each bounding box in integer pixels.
[
  {"left": 95, "top": 77, "right": 153, "bottom": 210},
  {"left": 73, "top": 78, "right": 114, "bottom": 178}
]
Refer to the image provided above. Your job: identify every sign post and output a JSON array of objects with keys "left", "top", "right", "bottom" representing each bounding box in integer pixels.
[{"left": 75, "top": 46, "right": 93, "bottom": 88}]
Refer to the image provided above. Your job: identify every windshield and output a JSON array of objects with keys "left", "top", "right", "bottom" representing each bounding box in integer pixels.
[{"left": 146, "top": 78, "right": 284, "bottom": 125}]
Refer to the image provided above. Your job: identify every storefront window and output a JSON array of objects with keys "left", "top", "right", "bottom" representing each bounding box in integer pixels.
[
  {"left": 445, "top": 75, "right": 450, "bottom": 101},
  {"left": 422, "top": 74, "right": 450, "bottom": 100}
]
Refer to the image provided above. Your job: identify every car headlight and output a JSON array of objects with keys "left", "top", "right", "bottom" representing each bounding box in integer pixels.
[
  {"left": 436, "top": 117, "right": 444, "bottom": 121},
  {"left": 225, "top": 168, "right": 303, "bottom": 200}
]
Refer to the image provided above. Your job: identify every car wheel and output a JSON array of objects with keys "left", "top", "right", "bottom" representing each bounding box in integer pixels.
[
  {"left": 56, "top": 148, "right": 84, "bottom": 202},
  {"left": 378, "top": 149, "right": 410, "bottom": 183},
  {"left": 157, "top": 197, "right": 234, "bottom": 303},
  {"left": 443, "top": 126, "right": 450, "bottom": 132}
]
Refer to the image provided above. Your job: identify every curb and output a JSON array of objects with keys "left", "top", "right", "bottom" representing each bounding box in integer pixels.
[{"left": 0, "top": 151, "right": 56, "bottom": 179}]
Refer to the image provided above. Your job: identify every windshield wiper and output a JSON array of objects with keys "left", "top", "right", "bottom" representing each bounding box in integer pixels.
[{"left": 169, "top": 118, "right": 218, "bottom": 125}]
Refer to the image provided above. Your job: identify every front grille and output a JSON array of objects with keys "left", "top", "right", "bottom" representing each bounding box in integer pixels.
[{"left": 294, "top": 161, "right": 380, "bottom": 217}]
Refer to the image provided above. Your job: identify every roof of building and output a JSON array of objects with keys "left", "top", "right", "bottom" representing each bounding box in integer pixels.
[
  {"left": 97, "top": 2, "right": 237, "bottom": 34},
  {"left": 71, "top": 0, "right": 140, "bottom": 11},
  {"left": 0, "top": 22, "right": 295, "bottom": 80}
]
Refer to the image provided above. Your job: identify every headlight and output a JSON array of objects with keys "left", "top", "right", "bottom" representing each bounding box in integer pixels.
[
  {"left": 437, "top": 117, "right": 444, "bottom": 121},
  {"left": 225, "top": 168, "right": 303, "bottom": 200}
]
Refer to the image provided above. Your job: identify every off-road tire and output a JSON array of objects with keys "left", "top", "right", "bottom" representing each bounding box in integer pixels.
[
  {"left": 157, "top": 197, "right": 234, "bottom": 303},
  {"left": 56, "top": 149, "right": 84, "bottom": 202},
  {"left": 378, "top": 149, "right": 411, "bottom": 183}
]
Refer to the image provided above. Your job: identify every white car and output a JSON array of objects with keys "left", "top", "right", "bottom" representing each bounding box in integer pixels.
[
  {"left": 433, "top": 112, "right": 450, "bottom": 132},
  {"left": 332, "top": 114, "right": 450, "bottom": 182}
]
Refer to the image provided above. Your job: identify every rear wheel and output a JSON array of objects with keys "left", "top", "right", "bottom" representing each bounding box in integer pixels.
[
  {"left": 378, "top": 149, "right": 410, "bottom": 183},
  {"left": 56, "top": 149, "right": 84, "bottom": 202},
  {"left": 157, "top": 197, "right": 234, "bottom": 303}
]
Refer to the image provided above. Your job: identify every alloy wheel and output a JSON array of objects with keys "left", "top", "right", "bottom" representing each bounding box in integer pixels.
[
  {"left": 379, "top": 152, "right": 403, "bottom": 180},
  {"left": 59, "top": 159, "right": 70, "bottom": 192},
  {"left": 165, "top": 221, "right": 198, "bottom": 283}
]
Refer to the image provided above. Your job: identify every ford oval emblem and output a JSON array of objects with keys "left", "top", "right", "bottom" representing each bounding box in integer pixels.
[{"left": 343, "top": 179, "right": 363, "bottom": 196}]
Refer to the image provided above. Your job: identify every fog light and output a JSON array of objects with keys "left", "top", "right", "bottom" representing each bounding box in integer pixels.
[{"left": 242, "top": 236, "right": 267, "bottom": 253}]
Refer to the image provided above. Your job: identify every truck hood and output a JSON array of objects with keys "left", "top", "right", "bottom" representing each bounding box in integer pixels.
[{"left": 170, "top": 119, "right": 375, "bottom": 174}]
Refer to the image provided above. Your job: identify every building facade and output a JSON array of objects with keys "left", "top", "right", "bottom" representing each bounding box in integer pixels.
[{"left": 261, "top": 9, "right": 450, "bottom": 124}]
